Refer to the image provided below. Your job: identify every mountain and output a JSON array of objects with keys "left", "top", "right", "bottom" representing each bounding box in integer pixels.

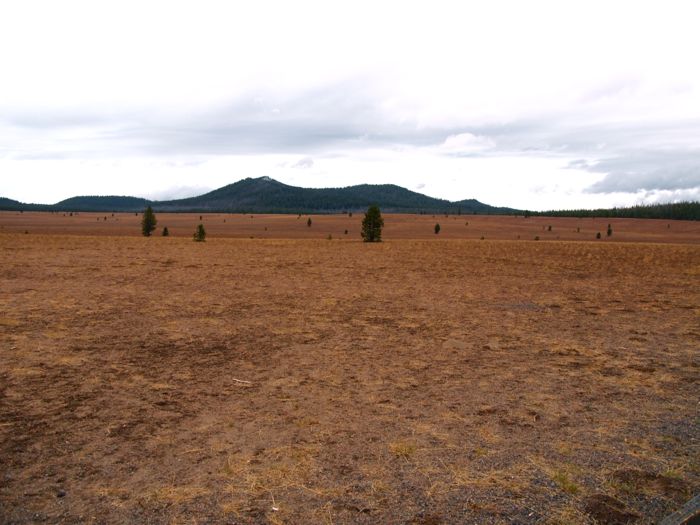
[
  {"left": 54, "top": 196, "right": 151, "bottom": 212},
  {"left": 155, "top": 177, "right": 513, "bottom": 213},
  {"left": 0, "top": 197, "right": 24, "bottom": 210},
  {"left": 0, "top": 197, "right": 52, "bottom": 212},
  {"left": 0, "top": 177, "right": 517, "bottom": 214}
]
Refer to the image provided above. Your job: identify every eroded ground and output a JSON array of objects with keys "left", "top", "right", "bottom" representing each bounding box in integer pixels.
[{"left": 1, "top": 234, "right": 698, "bottom": 524}]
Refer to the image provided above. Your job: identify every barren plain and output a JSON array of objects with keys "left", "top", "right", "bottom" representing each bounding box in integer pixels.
[
  {"left": 1, "top": 210, "right": 700, "bottom": 243},
  {"left": 0, "top": 213, "right": 699, "bottom": 524}
]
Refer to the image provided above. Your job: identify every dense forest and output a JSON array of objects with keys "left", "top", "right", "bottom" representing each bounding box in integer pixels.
[{"left": 530, "top": 201, "right": 700, "bottom": 221}]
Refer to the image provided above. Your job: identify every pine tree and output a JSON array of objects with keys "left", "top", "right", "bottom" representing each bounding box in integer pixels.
[
  {"left": 307, "top": 217, "right": 312, "bottom": 227},
  {"left": 162, "top": 227, "right": 169, "bottom": 237},
  {"left": 434, "top": 223, "right": 441, "bottom": 234},
  {"left": 607, "top": 224, "right": 613, "bottom": 237},
  {"left": 361, "top": 205, "right": 384, "bottom": 242},
  {"left": 141, "top": 206, "right": 157, "bottom": 237},
  {"left": 193, "top": 224, "right": 206, "bottom": 242}
]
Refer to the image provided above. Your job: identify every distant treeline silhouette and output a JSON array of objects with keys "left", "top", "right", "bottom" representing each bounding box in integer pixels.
[{"left": 530, "top": 201, "right": 700, "bottom": 221}]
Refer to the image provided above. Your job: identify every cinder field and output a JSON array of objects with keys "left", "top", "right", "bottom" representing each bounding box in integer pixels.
[{"left": 0, "top": 214, "right": 698, "bottom": 524}]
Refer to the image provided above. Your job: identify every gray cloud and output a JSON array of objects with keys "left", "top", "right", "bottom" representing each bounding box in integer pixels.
[
  {"left": 292, "top": 157, "right": 314, "bottom": 169},
  {"left": 2, "top": 80, "right": 460, "bottom": 160},
  {"left": 583, "top": 151, "right": 700, "bottom": 193},
  {"left": 462, "top": 119, "right": 700, "bottom": 196}
]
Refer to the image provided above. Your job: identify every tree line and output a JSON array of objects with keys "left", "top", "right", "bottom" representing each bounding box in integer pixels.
[{"left": 527, "top": 201, "right": 700, "bottom": 221}]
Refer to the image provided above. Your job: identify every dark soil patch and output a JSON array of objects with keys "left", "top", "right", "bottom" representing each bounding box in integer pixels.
[{"left": 583, "top": 494, "right": 640, "bottom": 524}]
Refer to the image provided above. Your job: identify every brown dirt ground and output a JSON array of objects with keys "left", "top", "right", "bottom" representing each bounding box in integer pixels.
[
  {"left": 0, "top": 221, "right": 699, "bottom": 524},
  {"left": 1, "top": 210, "right": 699, "bottom": 243}
]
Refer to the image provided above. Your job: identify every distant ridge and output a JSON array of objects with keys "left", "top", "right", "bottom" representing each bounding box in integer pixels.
[
  {"left": 0, "top": 177, "right": 517, "bottom": 215},
  {"left": 4, "top": 178, "right": 697, "bottom": 219},
  {"left": 56, "top": 195, "right": 150, "bottom": 212}
]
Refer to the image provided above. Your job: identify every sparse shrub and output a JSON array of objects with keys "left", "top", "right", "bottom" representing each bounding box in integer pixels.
[
  {"left": 361, "top": 205, "right": 384, "bottom": 242},
  {"left": 548, "top": 225, "right": 552, "bottom": 231},
  {"left": 349, "top": 212, "right": 353, "bottom": 217},
  {"left": 193, "top": 224, "right": 206, "bottom": 242},
  {"left": 480, "top": 235, "right": 485, "bottom": 240},
  {"left": 141, "top": 206, "right": 157, "bottom": 237},
  {"left": 199, "top": 215, "right": 203, "bottom": 221},
  {"left": 535, "top": 235, "right": 539, "bottom": 240},
  {"left": 596, "top": 232, "right": 601, "bottom": 239},
  {"left": 162, "top": 227, "right": 169, "bottom": 237},
  {"left": 69, "top": 212, "right": 73, "bottom": 217},
  {"left": 607, "top": 224, "right": 613, "bottom": 237},
  {"left": 434, "top": 223, "right": 441, "bottom": 234},
  {"left": 307, "top": 217, "right": 312, "bottom": 227},
  {"left": 24, "top": 230, "right": 28, "bottom": 234},
  {"left": 327, "top": 234, "right": 332, "bottom": 240},
  {"left": 552, "top": 471, "right": 579, "bottom": 495},
  {"left": 344, "top": 229, "right": 348, "bottom": 235},
  {"left": 577, "top": 227, "right": 580, "bottom": 233}
]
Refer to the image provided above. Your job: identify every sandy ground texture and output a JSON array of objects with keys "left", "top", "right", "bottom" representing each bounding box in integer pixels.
[
  {"left": 0, "top": 232, "right": 699, "bottom": 524},
  {"left": 1, "top": 210, "right": 700, "bottom": 243}
]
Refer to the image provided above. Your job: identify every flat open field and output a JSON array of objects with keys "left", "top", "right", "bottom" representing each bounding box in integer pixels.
[
  {"left": 2, "top": 210, "right": 700, "bottom": 243},
  {"left": 1, "top": 232, "right": 699, "bottom": 523}
]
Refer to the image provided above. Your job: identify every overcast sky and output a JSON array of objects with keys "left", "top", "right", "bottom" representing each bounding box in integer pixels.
[{"left": 1, "top": 1, "right": 699, "bottom": 210}]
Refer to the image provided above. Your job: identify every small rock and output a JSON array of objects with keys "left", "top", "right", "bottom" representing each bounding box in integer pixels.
[{"left": 56, "top": 490, "right": 66, "bottom": 498}]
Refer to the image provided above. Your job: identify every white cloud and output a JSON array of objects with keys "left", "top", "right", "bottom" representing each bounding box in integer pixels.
[
  {"left": 291, "top": 157, "right": 314, "bottom": 169},
  {"left": 439, "top": 133, "right": 495, "bottom": 155},
  {"left": 145, "top": 186, "right": 213, "bottom": 201}
]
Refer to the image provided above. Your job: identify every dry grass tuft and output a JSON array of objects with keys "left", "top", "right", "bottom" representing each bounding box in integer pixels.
[{"left": 389, "top": 441, "right": 417, "bottom": 460}]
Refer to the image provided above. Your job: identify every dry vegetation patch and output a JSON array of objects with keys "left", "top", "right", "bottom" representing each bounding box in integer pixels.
[{"left": 0, "top": 234, "right": 698, "bottom": 523}]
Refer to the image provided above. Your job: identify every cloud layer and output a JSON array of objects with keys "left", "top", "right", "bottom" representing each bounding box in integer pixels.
[{"left": 0, "top": 1, "right": 698, "bottom": 209}]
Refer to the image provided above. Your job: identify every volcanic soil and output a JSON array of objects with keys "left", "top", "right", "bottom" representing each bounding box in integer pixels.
[{"left": 0, "top": 221, "right": 698, "bottom": 523}]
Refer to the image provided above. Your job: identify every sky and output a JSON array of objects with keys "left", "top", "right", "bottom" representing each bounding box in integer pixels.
[{"left": 1, "top": 0, "right": 699, "bottom": 210}]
